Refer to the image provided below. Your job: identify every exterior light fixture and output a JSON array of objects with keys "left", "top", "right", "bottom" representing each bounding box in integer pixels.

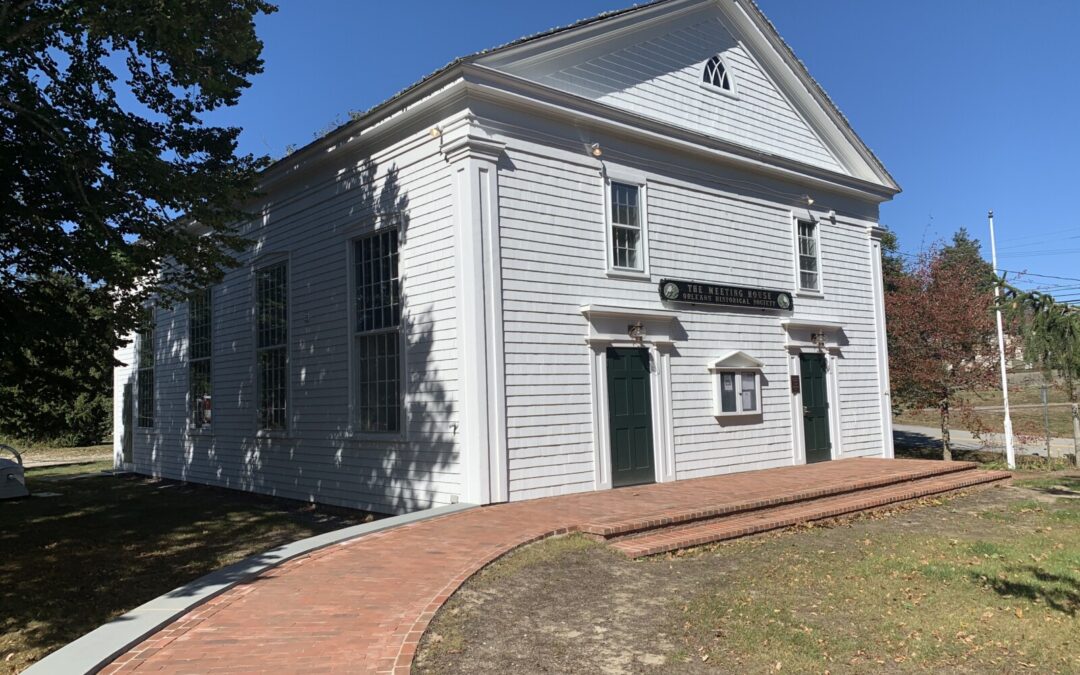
[
  {"left": 811, "top": 331, "right": 827, "bottom": 351},
  {"left": 429, "top": 126, "right": 442, "bottom": 139},
  {"left": 589, "top": 142, "right": 603, "bottom": 158},
  {"left": 805, "top": 195, "right": 815, "bottom": 206},
  {"left": 628, "top": 321, "right": 646, "bottom": 341}
]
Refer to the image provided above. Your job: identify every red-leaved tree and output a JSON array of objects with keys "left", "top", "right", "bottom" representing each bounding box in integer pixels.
[{"left": 886, "top": 245, "right": 1008, "bottom": 460}]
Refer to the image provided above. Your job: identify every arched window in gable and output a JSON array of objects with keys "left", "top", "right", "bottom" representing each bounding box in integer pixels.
[{"left": 702, "top": 55, "right": 732, "bottom": 92}]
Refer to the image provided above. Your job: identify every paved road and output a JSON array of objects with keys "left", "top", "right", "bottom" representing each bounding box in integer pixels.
[{"left": 894, "top": 423, "right": 1077, "bottom": 459}]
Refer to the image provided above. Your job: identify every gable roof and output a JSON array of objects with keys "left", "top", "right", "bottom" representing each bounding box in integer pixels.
[{"left": 267, "top": 0, "right": 897, "bottom": 193}]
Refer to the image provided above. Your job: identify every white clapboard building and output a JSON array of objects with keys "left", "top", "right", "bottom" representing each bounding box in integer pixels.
[{"left": 114, "top": 0, "right": 900, "bottom": 514}]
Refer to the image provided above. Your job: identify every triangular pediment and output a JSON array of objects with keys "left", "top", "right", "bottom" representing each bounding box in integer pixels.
[
  {"left": 708, "top": 351, "right": 765, "bottom": 371},
  {"left": 476, "top": 0, "right": 896, "bottom": 190}
]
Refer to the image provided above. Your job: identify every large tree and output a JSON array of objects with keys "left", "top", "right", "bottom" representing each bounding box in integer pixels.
[
  {"left": 887, "top": 244, "right": 1006, "bottom": 460},
  {"left": 1, "top": 0, "right": 275, "bottom": 366},
  {"left": 0, "top": 273, "right": 113, "bottom": 444}
]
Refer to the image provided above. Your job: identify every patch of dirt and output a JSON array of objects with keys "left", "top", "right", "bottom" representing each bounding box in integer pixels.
[{"left": 414, "top": 485, "right": 1072, "bottom": 674}]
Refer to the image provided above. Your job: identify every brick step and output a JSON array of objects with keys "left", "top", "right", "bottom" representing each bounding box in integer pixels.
[
  {"left": 609, "top": 469, "right": 1012, "bottom": 558},
  {"left": 581, "top": 461, "right": 981, "bottom": 540}
]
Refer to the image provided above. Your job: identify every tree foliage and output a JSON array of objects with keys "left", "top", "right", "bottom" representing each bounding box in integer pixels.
[
  {"left": 886, "top": 244, "right": 1007, "bottom": 459},
  {"left": 0, "top": 274, "right": 113, "bottom": 444},
  {"left": 0, "top": 0, "right": 275, "bottom": 441},
  {"left": 999, "top": 281, "right": 1080, "bottom": 402}
]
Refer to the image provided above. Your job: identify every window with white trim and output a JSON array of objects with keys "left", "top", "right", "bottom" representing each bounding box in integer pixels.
[
  {"left": 136, "top": 320, "right": 154, "bottom": 428},
  {"left": 714, "top": 371, "right": 760, "bottom": 415},
  {"left": 609, "top": 181, "right": 644, "bottom": 272},
  {"left": 189, "top": 288, "right": 212, "bottom": 429},
  {"left": 353, "top": 229, "right": 401, "bottom": 433},
  {"left": 797, "top": 220, "right": 821, "bottom": 292},
  {"left": 702, "top": 55, "right": 733, "bottom": 92},
  {"left": 708, "top": 351, "right": 763, "bottom": 417},
  {"left": 255, "top": 262, "right": 288, "bottom": 431}
]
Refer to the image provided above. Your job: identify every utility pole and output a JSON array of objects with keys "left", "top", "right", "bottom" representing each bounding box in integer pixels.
[
  {"left": 1042, "top": 384, "right": 1051, "bottom": 461},
  {"left": 989, "top": 210, "right": 1016, "bottom": 470}
]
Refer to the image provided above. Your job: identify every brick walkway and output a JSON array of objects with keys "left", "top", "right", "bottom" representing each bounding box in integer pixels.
[{"left": 101, "top": 458, "right": 1007, "bottom": 674}]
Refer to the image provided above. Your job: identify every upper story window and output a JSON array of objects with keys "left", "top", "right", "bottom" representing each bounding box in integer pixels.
[
  {"left": 189, "top": 288, "right": 212, "bottom": 429},
  {"left": 797, "top": 220, "right": 821, "bottom": 292},
  {"left": 136, "top": 318, "right": 155, "bottom": 428},
  {"left": 255, "top": 262, "right": 288, "bottom": 431},
  {"left": 353, "top": 228, "right": 402, "bottom": 434},
  {"left": 608, "top": 181, "right": 645, "bottom": 273},
  {"left": 703, "top": 55, "right": 733, "bottom": 92}
]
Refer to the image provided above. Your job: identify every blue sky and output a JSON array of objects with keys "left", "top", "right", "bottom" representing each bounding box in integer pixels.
[{"left": 206, "top": 0, "right": 1080, "bottom": 296}]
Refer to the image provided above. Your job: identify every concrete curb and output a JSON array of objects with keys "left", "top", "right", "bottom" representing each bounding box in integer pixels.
[{"left": 23, "top": 502, "right": 477, "bottom": 675}]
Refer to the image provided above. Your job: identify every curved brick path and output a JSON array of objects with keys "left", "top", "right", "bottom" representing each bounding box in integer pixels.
[{"left": 102, "top": 459, "right": 980, "bottom": 674}]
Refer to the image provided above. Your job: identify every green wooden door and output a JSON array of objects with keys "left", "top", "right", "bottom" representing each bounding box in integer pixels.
[
  {"left": 800, "top": 354, "right": 832, "bottom": 464},
  {"left": 607, "top": 348, "right": 655, "bottom": 487}
]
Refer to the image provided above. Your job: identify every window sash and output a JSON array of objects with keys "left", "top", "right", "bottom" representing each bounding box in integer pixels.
[
  {"left": 136, "top": 326, "right": 154, "bottom": 428},
  {"left": 255, "top": 263, "right": 288, "bottom": 430},
  {"left": 720, "top": 372, "right": 738, "bottom": 413},
  {"left": 609, "top": 182, "right": 643, "bottom": 271},
  {"left": 354, "top": 331, "right": 401, "bottom": 433},
  {"left": 354, "top": 230, "right": 400, "bottom": 333},
  {"left": 137, "top": 368, "right": 154, "bottom": 428},
  {"left": 717, "top": 370, "right": 759, "bottom": 415},
  {"left": 797, "top": 221, "right": 820, "bottom": 291},
  {"left": 188, "top": 289, "right": 213, "bottom": 428},
  {"left": 190, "top": 359, "right": 212, "bottom": 428},
  {"left": 353, "top": 229, "right": 402, "bottom": 434},
  {"left": 741, "top": 372, "right": 758, "bottom": 412},
  {"left": 257, "top": 346, "right": 287, "bottom": 431},
  {"left": 256, "top": 263, "right": 288, "bottom": 350}
]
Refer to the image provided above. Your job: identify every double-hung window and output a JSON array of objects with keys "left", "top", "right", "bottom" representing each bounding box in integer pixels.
[
  {"left": 256, "top": 262, "right": 288, "bottom": 431},
  {"left": 609, "top": 181, "right": 645, "bottom": 273},
  {"left": 353, "top": 228, "right": 401, "bottom": 434},
  {"left": 797, "top": 220, "right": 821, "bottom": 292},
  {"left": 136, "top": 320, "right": 155, "bottom": 428},
  {"left": 189, "top": 288, "right": 212, "bottom": 429}
]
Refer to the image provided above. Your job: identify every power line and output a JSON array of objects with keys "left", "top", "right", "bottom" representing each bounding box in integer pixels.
[{"left": 999, "top": 269, "right": 1080, "bottom": 283}]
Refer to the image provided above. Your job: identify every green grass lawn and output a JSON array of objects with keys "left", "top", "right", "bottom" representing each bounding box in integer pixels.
[
  {"left": 674, "top": 495, "right": 1080, "bottom": 672},
  {"left": 0, "top": 437, "right": 112, "bottom": 466},
  {"left": 417, "top": 482, "right": 1080, "bottom": 674},
  {"left": 0, "top": 464, "right": 373, "bottom": 674}
]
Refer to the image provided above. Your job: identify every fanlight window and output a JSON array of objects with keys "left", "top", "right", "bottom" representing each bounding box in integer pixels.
[{"left": 702, "top": 55, "right": 732, "bottom": 91}]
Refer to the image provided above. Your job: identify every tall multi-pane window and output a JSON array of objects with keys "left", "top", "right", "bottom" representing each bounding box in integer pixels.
[
  {"left": 354, "top": 229, "right": 401, "bottom": 433},
  {"left": 610, "top": 182, "right": 643, "bottom": 271},
  {"left": 256, "top": 263, "right": 288, "bottom": 431},
  {"left": 797, "top": 220, "right": 820, "bottom": 291},
  {"left": 136, "top": 320, "right": 155, "bottom": 428},
  {"left": 189, "top": 288, "right": 212, "bottom": 428}
]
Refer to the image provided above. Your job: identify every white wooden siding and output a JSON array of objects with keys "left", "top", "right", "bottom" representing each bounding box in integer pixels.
[
  {"left": 496, "top": 134, "right": 883, "bottom": 501},
  {"left": 116, "top": 132, "right": 459, "bottom": 515},
  {"left": 493, "top": 6, "right": 845, "bottom": 174}
]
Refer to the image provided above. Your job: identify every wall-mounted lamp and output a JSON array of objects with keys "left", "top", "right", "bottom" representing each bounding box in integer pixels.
[
  {"left": 589, "top": 142, "right": 603, "bottom": 158},
  {"left": 811, "top": 331, "right": 827, "bottom": 351},
  {"left": 628, "top": 321, "right": 646, "bottom": 341},
  {"left": 429, "top": 126, "right": 442, "bottom": 139},
  {"left": 804, "top": 195, "right": 815, "bottom": 207}
]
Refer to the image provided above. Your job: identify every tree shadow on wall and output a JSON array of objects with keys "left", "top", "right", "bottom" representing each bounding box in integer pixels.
[{"left": 130, "top": 156, "right": 457, "bottom": 516}]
